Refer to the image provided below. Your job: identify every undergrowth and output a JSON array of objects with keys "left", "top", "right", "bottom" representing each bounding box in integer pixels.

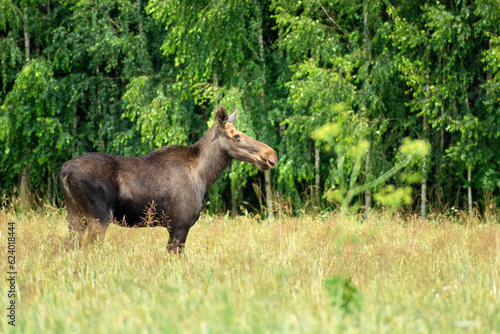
[{"left": 0, "top": 208, "right": 498, "bottom": 333}]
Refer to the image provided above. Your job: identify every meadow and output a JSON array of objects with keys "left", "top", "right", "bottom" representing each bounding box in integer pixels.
[{"left": 0, "top": 207, "right": 498, "bottom": 333}]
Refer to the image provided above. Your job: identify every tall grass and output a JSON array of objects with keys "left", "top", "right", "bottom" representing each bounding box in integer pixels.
[{"left": 0, "top": 207, "right": 498, "bottom": 333}]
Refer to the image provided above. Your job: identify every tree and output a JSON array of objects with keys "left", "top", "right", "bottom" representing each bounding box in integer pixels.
[
  {"left": 147, "top": 0, "right": 280, "bottom": 217},
  {"left": 272, "top": 0, "right": 412, "bottom": 213},
  {"left": 387, "top": 0, "right": 495, "bottom": 216},
  {"left": 0, "top": 0, "right": 164, "bottom": 206},
  {"left": 2, "top": 0, "right": 500, "bottom": 215}
]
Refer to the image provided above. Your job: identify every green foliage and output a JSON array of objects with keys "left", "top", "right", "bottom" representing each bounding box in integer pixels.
[
  {"left": 147, "top": 0, "right": 281, "bottom": 211},
  {"left": 2, "top": 0, "right": 500, "bottom": 213},
  {"left": 374, "top": 185, "right": 413, "bottom": 211},
  {"left": 399, "top": 137, "right": 431, "bottom": 159},
  {"left": 122, "top": 76, "right": 198, "bottom": 152},
  {"left": 313, "top": 115, "right": 430, "bottom": 211},
  {"left": 0, "top": 59, "right": 69, "bottom": 189},
  {"left": 0, "top": 0, "right": 163, "bottom": 199},
  {"left": 386, "top": 0, "right": 500, "bottom": 208},
  {"left": 323, "top": 276, "right": 362, "bottom": 313}
]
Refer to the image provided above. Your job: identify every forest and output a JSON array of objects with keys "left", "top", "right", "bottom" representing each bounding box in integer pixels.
[{"left": 1, "top": 0, "right": 500, "bottom": 217}]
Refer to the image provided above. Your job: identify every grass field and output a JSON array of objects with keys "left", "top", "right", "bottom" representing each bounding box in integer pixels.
[{"left": 0, "top": 207, "right": 499, "bottom": 333}]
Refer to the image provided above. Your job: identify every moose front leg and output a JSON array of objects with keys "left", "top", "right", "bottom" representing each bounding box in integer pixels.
[{"left": 167, "top": 228, "right": 189, "bottom": 255}]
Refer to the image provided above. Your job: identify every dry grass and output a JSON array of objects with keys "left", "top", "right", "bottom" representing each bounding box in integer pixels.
[{"left": 0, "top": 207, "right": 498, "bottom": 333}]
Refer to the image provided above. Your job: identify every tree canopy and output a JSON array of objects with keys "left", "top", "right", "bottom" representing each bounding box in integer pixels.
[{"left": 1, "top": 0, "right": 500, "bottom": 216}]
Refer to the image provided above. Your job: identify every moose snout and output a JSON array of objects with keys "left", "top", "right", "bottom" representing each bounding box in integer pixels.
[
  {"left": 266, "top": 150, "right": 278, "bottom": 168},
  {"left": 267, "top": 156, "right": 277, "bottom": 168}
]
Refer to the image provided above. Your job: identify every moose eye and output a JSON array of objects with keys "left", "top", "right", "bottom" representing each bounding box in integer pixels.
[{"left": 234, "top": 134, "right": 241, "bottom": 139}]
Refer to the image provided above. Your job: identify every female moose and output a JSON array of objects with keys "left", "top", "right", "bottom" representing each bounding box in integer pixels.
[{"left": 60, "top": 106, "right": 277, "bottom": 254}]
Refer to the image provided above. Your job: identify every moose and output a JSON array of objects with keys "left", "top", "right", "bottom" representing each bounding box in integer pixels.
[{"left": 60, "top": 106, "right": 277, "bottom": 254}]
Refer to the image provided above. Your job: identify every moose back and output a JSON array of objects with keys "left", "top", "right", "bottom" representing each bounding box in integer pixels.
[{"left": 60, "top": 106, "right": 277, "bottom": 254}]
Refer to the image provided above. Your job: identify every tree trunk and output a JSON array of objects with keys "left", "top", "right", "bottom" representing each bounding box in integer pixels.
[
  {"left": 277, "top": 30, "right": 284, "bottom": 203},
  {"left": 20, "top": 7, "right": 31, "bottom": 211},
  {"left": 364, "top": 149, "right": 371, "bottom": 220},
  {"left": 137, "top": 0, "right": 143, "bottom": 37},
  {"left": 435, "top": 105, "right": 444, "bottom": 208},
  {"left": 47, "top": 0, "right": 51, "bottom": 60},
  {"left": 314, "top": 145, "right": 320, "bottom": 205},
  {"left": 257, "top": 12, "right": 273, "bottom": 219},
  {"left": 137, "top": 0, "right": 147, "bottom": 74},
  {"left": 467, "top": 162, "right": 472, "bottom": 219},
  {"left": 231, "top": 185, "right": 237, "bottom": 218},
  {"left": 421, "top": 159, "right": 427, "bottom": 219},
  {"left": 421, "top": 81, "right": 429, "bottom": 220},
  {"left": 20, "top": 164, "right": 32, "bottom": 211},
  {"left": 362, "top": 8, "right": 371, "bottom": 219},
  {"left": 363, "top": 9, "right": 368, "bottom": 43},
  {"left": 364, "top": 189, "right": 372, "bottom": 219},
  {"left": 24, "top": 7, "right": 30, "bottom": 61},
  {"left": 96, "top": 65, "right": 105, "bottom": 150},
  {"left": 51, "top": 171, "right": 58, "bottom": 206},
  {"left": 47, "top": 171, "right": 53, "bottom": 205},
  {"left": 264, "top": 170, "right": 274, "bottom": 219},
  {"left": 465, "top": 91, "right": 472, "bottom": 219}
]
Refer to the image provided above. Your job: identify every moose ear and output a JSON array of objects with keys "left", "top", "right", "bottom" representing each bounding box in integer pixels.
[
  {"left": 227, "top": 108, "right": 237, "bottom": 124},
  {"left": 215, "top": 106, "right": 229, "bottom": 127}
]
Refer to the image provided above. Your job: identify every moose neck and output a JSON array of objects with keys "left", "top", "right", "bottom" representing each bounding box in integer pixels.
[{"left": 193, "top": 126, "right": 232, "bottom": 191}]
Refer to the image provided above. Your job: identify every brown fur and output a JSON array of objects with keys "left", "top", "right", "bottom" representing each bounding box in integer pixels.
[{"left": 60, "top": 106, "right": 277, "bottom": 254}]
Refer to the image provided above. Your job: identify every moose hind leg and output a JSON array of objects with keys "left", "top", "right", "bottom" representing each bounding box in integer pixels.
[
  {"left": 65, "top": 214, "right": 87, "bottom": 249},
  {"left": 87, "top": 209, "right": 113, "bottom": 247},
  {"left": 167, "top": 228, "right": 189, "bottom": 255}
]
